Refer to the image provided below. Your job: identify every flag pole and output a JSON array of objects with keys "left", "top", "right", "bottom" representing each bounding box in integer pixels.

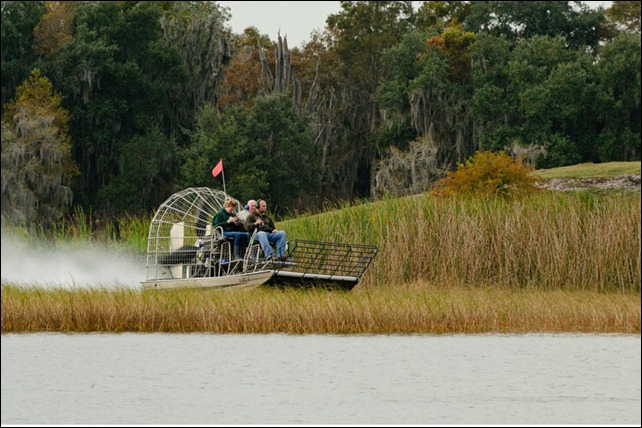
[
  {"left": 212, "top": 159, "right": 225, "bottom": 195},
  {"left": 222, "top": 168, "right": 226, "bottom": 196}
]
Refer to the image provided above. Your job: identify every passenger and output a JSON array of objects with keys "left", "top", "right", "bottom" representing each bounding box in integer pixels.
[
  {"left": 244, "top": 199, "right": 287, "bottom": 261},
  {"left": 237, "top": 199, "right": 256, "bottom": 223},
  {"left": 212, "top": 199, "right": 249, "bottom": 260}
]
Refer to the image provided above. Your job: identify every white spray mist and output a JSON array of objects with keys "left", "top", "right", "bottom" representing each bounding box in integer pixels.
[{"left": 1, "top": 235, "right": 146, "bottom": 289}]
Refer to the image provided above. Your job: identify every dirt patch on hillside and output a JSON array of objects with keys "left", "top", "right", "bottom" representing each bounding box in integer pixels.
[{"left": 537, "top": 174, "right": 641, "bottom": 192}]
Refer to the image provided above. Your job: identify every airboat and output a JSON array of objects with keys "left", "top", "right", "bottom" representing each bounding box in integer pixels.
[{"left": 141, "top": 188, "right": 378, "bottom": 291}]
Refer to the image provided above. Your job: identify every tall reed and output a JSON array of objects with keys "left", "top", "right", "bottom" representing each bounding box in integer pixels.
[
  {"left": 114, "top": 212, "right": 153, "bottom": 253},
  {"left": 3, "top": 206, "right": 152, "bottom": 253},
  {"left": 282, "top": 192, "right": 641, "bottom": 292},
  {"left": 47, "top": 205, "right": 92, "bottom": 240}
]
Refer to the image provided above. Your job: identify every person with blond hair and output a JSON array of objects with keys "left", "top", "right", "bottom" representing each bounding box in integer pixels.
[{"left": 212, "top": 199, "right": 249, "bottom": 259}]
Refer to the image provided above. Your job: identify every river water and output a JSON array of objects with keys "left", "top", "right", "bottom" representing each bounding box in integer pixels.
[{"left": 1, "top": 333, "right": 640, "bottom": 425}]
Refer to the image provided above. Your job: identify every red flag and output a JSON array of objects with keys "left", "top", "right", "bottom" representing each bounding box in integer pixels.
[{"left": 212, "top": 159, "right": 223, "bottom": 177}]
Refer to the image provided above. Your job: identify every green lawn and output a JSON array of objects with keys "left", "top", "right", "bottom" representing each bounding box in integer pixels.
[{"left": 535, "top": 161, "right": 641, "bottom": 180}]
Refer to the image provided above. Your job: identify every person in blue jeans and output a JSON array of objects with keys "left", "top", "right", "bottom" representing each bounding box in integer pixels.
[
  {"left": 244, "top": 199, "right": 287, "bottom": 261},
  {"left": 212, "top": 199, "right": 249, "bottom": 259}
]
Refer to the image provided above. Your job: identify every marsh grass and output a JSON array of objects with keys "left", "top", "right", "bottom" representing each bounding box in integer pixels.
[
  {"left": 284, "top": 191, "right": 641, "bottom": 292},
  {"left": 7, "top": 206, "right": 151, "bottom": 250},
  {"left": 1, "top": 283, "right": 639, "bottom": 334}
]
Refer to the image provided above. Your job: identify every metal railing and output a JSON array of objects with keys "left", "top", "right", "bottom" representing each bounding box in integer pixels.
[{"left": 272, "top": 239, "right": 378, "bottom": 283}]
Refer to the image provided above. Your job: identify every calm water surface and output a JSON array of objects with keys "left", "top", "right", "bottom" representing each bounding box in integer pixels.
[{"left": 1, "top": 333, "right": 640, "bottom": 425}]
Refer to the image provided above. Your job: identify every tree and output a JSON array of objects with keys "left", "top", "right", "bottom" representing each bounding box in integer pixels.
[
  {"left": 159, "top": 1, "right": 231, "bottom": 136},
  {"left": 594, "top": 34, "right": 641, "bottom": 161},
  {"left": 378, "top": 24, "right": 477, "bottom": 172},
  {"left": 316, "top": 1, "right": 416, "bottom": 200},
  {"left": 182, "top": 95, "right": 320, "bottom": 214},
  {"left": 470, "top": 34, "right": 519, "bottom": 152},
  {"left": 33, "top": 1, "right": 79, "bottom": 59},
  {"left": 97, "top": 126, "right": 178, "bottom": 214},
  {"left": 606, "top": 0, "right": 641, "bottom": 35},
  {"left": 229, "top": 25, "right": 274, "bottom": 51},
  {"left": 1, "top": 69, "right": 78, "bottom": 227},
  {"left": 180, "top": 102, "right": 244, "bottom": 191},
  {"left": 509, "top": 36, "right": 577, "bottom": 165},
  {"left": 1, "top": 1, "right": 46, "bottom": 107},
  {"left": 415, "top": 1, "right": 472, "bottom": 30},
  {"left": 463, "top": 1, "right": 608, "bottom": 49},
  {"left": 216, "top": 31, "right": 276, "bottom": 110},
  {"left": 245, "top": 94, "right": 320, "bottom": 212},
  {"left": 52, "top": 1, "right": 187, "bottom": 214}
]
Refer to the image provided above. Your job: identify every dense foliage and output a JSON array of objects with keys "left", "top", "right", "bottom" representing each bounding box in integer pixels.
[
  {"left": 431, "top": 151, "right": 539, "bottom": 198},
  {"left": 1, "top": 69, "right": 77, "bottom": 226},
  {"left": 1, "top": 1, "right": 640, "bottom": 228}
]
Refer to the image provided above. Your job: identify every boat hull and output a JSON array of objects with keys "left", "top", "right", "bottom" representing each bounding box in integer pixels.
[
  {"left": 141, "top": 270, "right": 273, "bottom": 291},
  {"left": 267, "top": 269, "right": 359, "bottom": 291}
]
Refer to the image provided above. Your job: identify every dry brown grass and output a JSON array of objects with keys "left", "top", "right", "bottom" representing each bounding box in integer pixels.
[{"left": 2, "top": 282, "right": 639, "bottom": 334}]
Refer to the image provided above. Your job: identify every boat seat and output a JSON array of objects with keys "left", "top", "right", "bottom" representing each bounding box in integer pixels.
[
  {"left": 218, "top": 239, "right": 244, "bottom": 276},
  {"left": 213, "top": 226, "right": 234, "bottom": 243},
  {"left": 213, "top": 225, "right": 235, "bottom": 254}
]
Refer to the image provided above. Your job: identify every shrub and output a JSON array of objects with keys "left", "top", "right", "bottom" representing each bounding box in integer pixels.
[{"left": 431, "top": 151, "right": 539, "bottom": 198}]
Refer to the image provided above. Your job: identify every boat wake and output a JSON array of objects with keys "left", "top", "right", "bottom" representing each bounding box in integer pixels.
[{"left": 0, "top": 235, "right": 145, "bottom": 290}]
